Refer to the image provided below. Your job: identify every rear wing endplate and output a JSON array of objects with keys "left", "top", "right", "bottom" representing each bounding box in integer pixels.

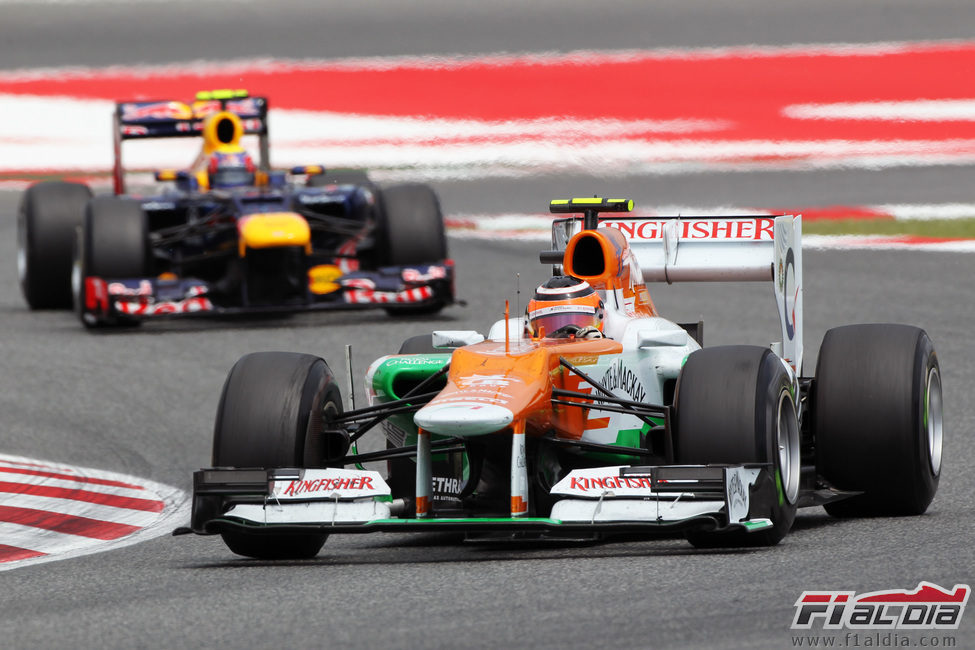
[
  {"left": 551, "top": 213, "right": 803, "bottom": 372},
  {"left": 112, "top": 90, "right": 270, "bottom": 194}
]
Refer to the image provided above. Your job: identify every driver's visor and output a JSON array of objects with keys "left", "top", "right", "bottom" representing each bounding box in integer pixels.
[{"left": 527, "top": 304, "right": 600, "bottom": 337}]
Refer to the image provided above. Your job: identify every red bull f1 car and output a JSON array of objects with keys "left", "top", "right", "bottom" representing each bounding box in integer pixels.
[
  {"left": 17, "top": 90, "right": 454, "bottom": 327},
  {"left": 181, "top": 198, "right": 943, "bottom": 558}
]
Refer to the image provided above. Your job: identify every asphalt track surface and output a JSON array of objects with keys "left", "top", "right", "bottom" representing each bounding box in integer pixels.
[{"left": 1, "top": 2, "right": 974, "bottom": 648}]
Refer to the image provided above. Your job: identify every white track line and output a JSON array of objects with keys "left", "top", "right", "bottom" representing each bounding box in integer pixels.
[{"left": 0, "top": 495, "right": 164, "bottom": 527}]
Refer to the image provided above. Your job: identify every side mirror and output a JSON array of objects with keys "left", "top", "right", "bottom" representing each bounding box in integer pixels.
[
  {"left": 432, "top": 330, "right": 485, "bottom": 348},
  {"left": 637, "top": 329, "right": 688, "bottom": 348}
]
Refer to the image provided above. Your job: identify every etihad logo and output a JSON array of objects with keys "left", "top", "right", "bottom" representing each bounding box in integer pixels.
[{"left": 792, "top": 582, "right": 970, "bottom": 630}]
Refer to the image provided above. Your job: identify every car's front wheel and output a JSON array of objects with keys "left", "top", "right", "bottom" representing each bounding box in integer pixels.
[
  {"left": 377, "top": 183, "right": 449, "bottom": 317},
  {"left": 73, "top": 197, "right": 149, "bottom": 328},
  {"left": 675, "top": 345, "right": 800, "bottom": 547},
  {"left": 212, "top": 351, "right": 344, "bottom": 559}
]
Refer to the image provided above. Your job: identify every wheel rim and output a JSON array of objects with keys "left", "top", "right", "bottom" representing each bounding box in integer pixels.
[
  {"left": 926, "top": 367, "right": 944, "bottom": 476},
  {"left": 16, "top": 215, "right": 27, "bottom": 288},
  {"left": 776, "top": 389, "right": 801, "bottom": 505},
  {"left": 71, "top": 252, "right": 82, "bottom": 310}
]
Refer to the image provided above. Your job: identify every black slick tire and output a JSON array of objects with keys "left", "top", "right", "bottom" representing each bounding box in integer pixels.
[
  {"left": 377, "top": 183, "right": 447, "bottom": 266},
  {"left": 73, "top": 197, "right": 149, "bottom": 328},
  {"left": 377, "top": 183, "right": 448, "bottom": 316},
  {"left": 814, "top": 324, "right": 942, "bottom": 517},
  {"left": 18, "top": 181, "right": 92, "bottom": 309},
  {"left": 675, "top": 345, "right": 800, "bottom": 547},
  {"left": 212, "top": 352, "right": 343, "bottom": 559}
]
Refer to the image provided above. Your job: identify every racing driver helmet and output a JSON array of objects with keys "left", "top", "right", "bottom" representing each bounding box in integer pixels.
[
  {"left": 526, "top": 276, "right": 604, "bottom": 338},
  {"left": 207, "top": 150, "right": 257, "bottom": 189}
]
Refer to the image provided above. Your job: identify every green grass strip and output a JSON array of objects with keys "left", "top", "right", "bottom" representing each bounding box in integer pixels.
[{"left": 805, "top": 218, "right": 975, "bottom": 239}]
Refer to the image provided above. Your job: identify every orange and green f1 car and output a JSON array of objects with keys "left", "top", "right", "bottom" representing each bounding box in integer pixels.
[{"left": 183, "top": 198, "right": 942, "bottom": 558}]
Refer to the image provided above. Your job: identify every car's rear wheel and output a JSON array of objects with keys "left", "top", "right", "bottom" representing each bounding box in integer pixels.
[
  {"left": 675, "top": 346, "right": 800, "bottom": 547},
  {"left": 212, "top": 351, "right": 343, "bottom": 559},
  {"left": 814, "top": 324, "right": 941, "bottom": 517},
  {"left": 18, "top": 181, "right": 92, "bottom": 309},
  {"left": 73, "top": 197, "right": 149, "bottom": 328}
]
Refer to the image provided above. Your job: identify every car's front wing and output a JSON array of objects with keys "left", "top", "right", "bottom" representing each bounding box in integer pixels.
[
  {"left": 79, "top": 262, "right": 454, "bottom": 324},
  {"left": 184, "top": 464, "right": 774, "bottom": 539}
]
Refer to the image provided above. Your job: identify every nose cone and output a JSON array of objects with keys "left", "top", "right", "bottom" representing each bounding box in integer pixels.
[
  {"left": 414, "top": 402, "right": 514, "bottom": 437},
  {"left": 238, "top": 213, "right": 311, "bottom": 252}
]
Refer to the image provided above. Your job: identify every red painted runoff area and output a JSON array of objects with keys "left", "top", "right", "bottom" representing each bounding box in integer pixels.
[{"left": 1, "top": 42, "right": 972, "bottom": 145}]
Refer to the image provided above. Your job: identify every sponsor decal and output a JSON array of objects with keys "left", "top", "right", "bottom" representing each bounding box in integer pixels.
[
  {"left": 435, "top": 395, "right": 510, "bottom": 405},
  {"left": 529, "top": 304, "right": 597, "bottom": 318},
  {"left": 121, "top": 101, "right": 193, "bottom": 121},
  {"left": 432, "top": 476, "right": 464, "bottom": 496},
  {"left": 121, "top": 125, "right": 148, "bottom": 136},
  {"left": 381, "top": 419, "right": 408, "bottom": 447},
  {"left": 281, "top": 476, "right": 374, "bottom": 496},
  {"left": 570, "top": 474, "right": 653, "bottom": 491},
  {"left": 561, "top": 354, "right": 599, "bottom": 366},
  {"left": 241, "top": 118, "right": 264, "bottom": 133},
  {"left": 724, "top": 466, "right": 759, "bottom": 523},
  {"left": 551, "top": 466, "right": 658, "bottom": 497},
  {"left": 783, "top": 248, "right": 797, "bottom": 340},
  {"left": 792, "top": 582, "right": 970, "bottom": 630},
  {"left": 402, "top": 266, "right": 447, "bottom": 282},
  {"left": 174, "top": 121, "right": 202, "bottom": 133},
  {"left": 108, "top": 280, "right": 153, "bottom": 297},
  {"left": 601, "top": 218, "right": 775, "bottom": 242},
  {"left": 599, "top": 359, "right": 647, "bottom": 403},
  {"left": 191, "top": 99, "right": 221, "bottom": 117},
  {"left": 728, "top": 470, "right": 747, "bottom": 512},
  {"left": 115, "top": 296, "right": 213, "bottom": 316},
  {"left": 271, "top": 469, "right": 389, "bottom": 501},
  {"left": 341, "top": 277, "right": 375, "bottom": 290},
  {"left": 226, "top": 97, "right": 262, "bottom": 116},
  {"left": 457, "top": 376, "right": 513, "bottom": 389},
  {"left": 345, "top": 286, "right": 434, "bottom": 304},
  {"left": 387, "top": 356, "right": 442, "bottom": 365}
]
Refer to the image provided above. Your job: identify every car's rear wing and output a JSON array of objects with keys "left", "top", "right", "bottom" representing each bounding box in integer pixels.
[
  {"left": 548, "top": 201, "right": 803, "bottom": 372},
  {"left": 112, "top": 89, "right": 270, "bottom": 194}
]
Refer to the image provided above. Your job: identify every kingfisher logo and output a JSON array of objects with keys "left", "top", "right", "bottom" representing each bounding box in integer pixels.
[{"left": 792, "top": 582, "right": 969, "bottom": 630}]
